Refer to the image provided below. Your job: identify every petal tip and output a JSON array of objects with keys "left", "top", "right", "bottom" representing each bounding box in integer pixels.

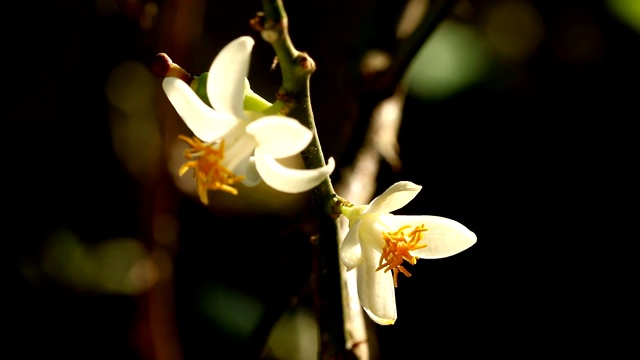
[
  {"left": 161, "top": 76, "right": 180, "bottom": 93},
  {"left": 236, "top": 35, "right": 255, "bottom": 48},
  {"left": 397, "top": 180, "right": 422, "bottom": 192},
  {"left": 326, "top": 157, "right": 336, "bottom": 171},
  {"left": 363, "top": 307, "right": 396, "bottom": 326},
  {"left": 465, "top": 230, "right": 478, "bottom": 249}
]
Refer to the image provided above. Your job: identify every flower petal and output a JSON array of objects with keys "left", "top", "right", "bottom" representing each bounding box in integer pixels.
[
  {"left": 392, "top": 215, "right": 477, "bottom": 259},
  {"left": 364, "top": 181, "right": 422, "bottom": 215},
  {"left": 207, "top": 36, "right": 254, "bottom": 120},
  {"left": 357, "top": 214, "right": 388, "bottom": 250},
  {"left": 245, "top": 116, "right": 313, "bottom": 158},
  {"left": 239, "top": 156, "right": 262, "bottom": 187},
  {"left": 162, "top": 77, "right": 239, "bottom": 141},
  {"left": 357, "top": 243, "right": 397, "bottom": 325},
  {"left": 223, "top": 129, "right": 258, "bottom": 173},
  {"left": 340, "top": 220, "right": 363, "bottom": 271},
  {"left": 253, "top": 149, "right": 335, "bottom": 193}
]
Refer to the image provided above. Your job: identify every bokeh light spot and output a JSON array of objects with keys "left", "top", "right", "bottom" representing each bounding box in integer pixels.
[{"left": 403, "top": 21, "right": 492, "bottom": 100}]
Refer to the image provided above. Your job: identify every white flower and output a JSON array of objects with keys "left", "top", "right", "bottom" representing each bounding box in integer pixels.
[
  {"left": 162, "top": 36, "right": 334, "bottom": 204},
  {"left": 340, "top": 181, "right": 477, "bottom": 325}
]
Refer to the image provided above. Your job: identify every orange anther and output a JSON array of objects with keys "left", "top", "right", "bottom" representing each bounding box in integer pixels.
[
  {"left": 177, "top": 135, "right": 244, "bottom": 205},
  {"left": 377, "top": 224, "right": 428, "bottom": 287}
]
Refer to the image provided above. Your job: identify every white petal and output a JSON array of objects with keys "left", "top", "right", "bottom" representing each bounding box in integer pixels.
[
  {"left": 357, "top": 243, "right": 397, "bottom": 325},
  {"left": 392, "top": 215, "right": 477, "bottom": 259},
  {"left": 223, "top": 130, "right": 258, "bottom": 172},
  {"left": 340, "top": 220, "right": 363, "bottom": 271},
  {"left": 356, "top": 214, "right": 388, "bottom": 251},
  {"left": 364, "top": 181, "right": 422, "bottom": 215},
  {"left": 163, "top": 77, "right": 239, "bottom": 141},
  {"left": 207, "top": 36, "right": 254, "bottom": 120},
  {"left": 245, "top": 116, "right": 313, "bottom": 158},
  {"left": 254, "top": 149, "right": 335, "bottom": 193},
  {"left": 239, "top": 156, "right": 262, "bottom": 187}
]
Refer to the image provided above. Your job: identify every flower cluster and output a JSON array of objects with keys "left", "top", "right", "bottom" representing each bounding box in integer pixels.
[
  {"left": 162, "top": 36, "right": 334, "bottom": 204},
  {"left": 161, "top": 36, "right": 475, "bottom": 328},
  {"left": 340, "top": 181, "right": 476, "bottom": 325}
]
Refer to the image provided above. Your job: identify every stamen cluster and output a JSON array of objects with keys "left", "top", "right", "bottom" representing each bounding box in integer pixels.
[
  {"left": 377, "top": 224, "right": 428, "bottom": 287},
  {"left": 178, "top": 135, "right": 244, "bottom": 204}
]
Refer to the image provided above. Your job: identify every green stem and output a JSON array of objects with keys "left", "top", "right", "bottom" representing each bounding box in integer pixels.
[{"left": 259, "top": 1, "right": 350, "bottom": 358}]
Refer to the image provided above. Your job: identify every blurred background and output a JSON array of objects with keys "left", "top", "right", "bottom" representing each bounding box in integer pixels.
[{"left": 6, "top": 0, "right": 639, "bottom": 359}]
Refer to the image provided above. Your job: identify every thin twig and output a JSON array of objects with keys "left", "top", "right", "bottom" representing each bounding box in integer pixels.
[{"left": 258, "top": 1, "right": 351, "bottom": 358}]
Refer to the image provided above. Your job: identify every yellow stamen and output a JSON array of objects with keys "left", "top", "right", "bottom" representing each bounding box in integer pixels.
[
  {"left": 177, "top": 135, "right": 244, "bottom": 205},
  {"left": 376, "top": 224, "right": 428, "bottom": 287}
]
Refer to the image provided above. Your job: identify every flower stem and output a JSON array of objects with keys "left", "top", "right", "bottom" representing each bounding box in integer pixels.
[{"left": 257, "top": 1, "right": 353, "bottom": 358}]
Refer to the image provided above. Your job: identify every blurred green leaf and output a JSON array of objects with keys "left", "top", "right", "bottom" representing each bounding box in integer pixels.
[
  {"left": 607, "top": 0, "right": 640, "bottom": 34},
  {"left": 404, "top": 21, "right": 492, "bottom": 100}
]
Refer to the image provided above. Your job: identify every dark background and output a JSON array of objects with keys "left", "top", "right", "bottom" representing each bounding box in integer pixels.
[{"left": 7, "top": 0, "right": 637, "bottom": 358}]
